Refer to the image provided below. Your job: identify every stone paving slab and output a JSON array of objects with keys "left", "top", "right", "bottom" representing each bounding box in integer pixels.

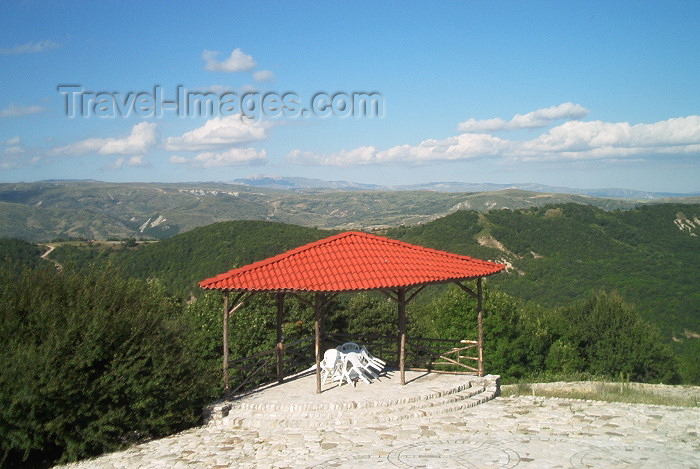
[{"left": 58, "top": 373, "right": 700, "bottom": 469}]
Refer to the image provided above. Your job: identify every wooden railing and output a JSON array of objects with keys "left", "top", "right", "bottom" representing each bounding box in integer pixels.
[
  {"left": 226, "top": 333, "right": 480, "bottom": 397},
  {"left": 324, "top": 332, "right": 399, "bottom": 365},
  {"left": 406, "top": 337, "right": 479, "bottom": 373},
  {"left": 325, "top": 333, "right": 480, "bottom": 373},
  {"left": 227, "top": 335, "right": 315, "bottom": 396}
]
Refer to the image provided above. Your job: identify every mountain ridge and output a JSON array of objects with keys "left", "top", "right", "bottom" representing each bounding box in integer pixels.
[
  {"left": 232, "top": 175, "right": 700, "bottom": 199},
  {"left": 1, "top": 179, "right": 699, "bottom": 242}
]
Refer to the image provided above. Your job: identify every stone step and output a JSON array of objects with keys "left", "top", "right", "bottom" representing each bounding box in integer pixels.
[
  {"left": 234, "top": 379, "right": 472, "bottom": 413},
  {"left": 219, "top": 379, "right": 498, "bottom": 430}
]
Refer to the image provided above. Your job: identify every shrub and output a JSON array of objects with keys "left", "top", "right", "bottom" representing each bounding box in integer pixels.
[
  {"left": 416, "top": 285, "right": 679, "bottom": 384},
  {"left": 0, "top": 267, "right": 216, "bottom": 468},
  {"left": 416, "top": 284, "right": 550, "bottom": 379},
  {"left": 551, "top": 290, "right": 680, "bottom": 384}
]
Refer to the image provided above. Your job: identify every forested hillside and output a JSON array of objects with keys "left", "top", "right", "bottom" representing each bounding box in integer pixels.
[
  {"left": 36, "top": 203, "right": 700, "bottom": 338},
  {"left": 0, "top": 238, "right": 48, "bottom": 272},
  {"left": 389, "top": 203, "right": 700, "bottom": 384},
  {"left": 4, "top": 202, "right": 699, "bottom": 384},
  {"left": 388, "top": 204, "right": 700, "bottom": 334},
  {"left": 47, "top": 221, "right": 333, "bottom": 296}
]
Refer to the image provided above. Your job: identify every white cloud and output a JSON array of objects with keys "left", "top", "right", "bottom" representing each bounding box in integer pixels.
[
  {"left": 165, "top": 115, "right": 269, "bottom": 152},
  {"left": 203, "top": 48, "right": 256, "bottom": 73},
  {"left": 169, "top": 155, "right": 188, "bottom": 164},
  {"left": 1, "top": 138, "right": 38, "bottom": 169},
  {"left": 458, "top": 102, "right": 589, "bottom": 132},
  {"left": 287, "top": 110, "right": 700, "bottom": 166},
  {"left": 456, "top": 117, "right": 509, "bottom": 133},
  {"left": 0, "top": 40, "right": 62, "bottom": 55},
  {"left": 51, "top": 122, "right": 159, "bottom": 157},
  {"left": 200, "top": 84, "right": 235, "bottom": 94},
  {"left": 3, "top": 145, "right": 26, "bottom": 156},
  {"left": 0, "top": 156, "right": 24, "bottom": 170},
  {"left": 0, "top": 103, "right": 45, "bottom": 118},
  {"left": 111, "top": 155, "right": 151, "bottom": 169},
  {"left": 253, "top": 70, "right": 275, "bottom": 82},
  {"left": 238, "top": 84, "right": 258, "bottom": 94},
  {"left": 189, "top": 148, "right": 267, "bottom": 168},
  {"left": 287, "top": 147, "right": 380, "bottom": 166},
  {"left": 514, "top": 116, "right": 700, "bottom": 161},
  {"left": 288, "top": 133, "right": 508, "bottom": 166}
]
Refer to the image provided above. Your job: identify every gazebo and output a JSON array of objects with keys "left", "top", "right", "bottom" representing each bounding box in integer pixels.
[{"left": 200, "top": 231, "right": 505, "bottom": 394}]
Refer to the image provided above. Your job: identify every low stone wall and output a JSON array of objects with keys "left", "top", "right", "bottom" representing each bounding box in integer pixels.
[{"left": 501, "top": 380, "right": 700, "bottom": 401}]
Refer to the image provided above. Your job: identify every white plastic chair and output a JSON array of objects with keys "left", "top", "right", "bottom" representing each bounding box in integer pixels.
[
  {"left": 337, "top": 342, "right": 361, "bottom": 353},
  {"left": 360, "top": 346, "right": 385, "bottom": 373},
  {"left": 320, "top": 348, "right": 342, "bottom": 384},
  {"left": 340, "top": 351, "right": 373, "bottom": 385},
  {"left": 360, "top": 350, "right": 384, "bottom": 373}
]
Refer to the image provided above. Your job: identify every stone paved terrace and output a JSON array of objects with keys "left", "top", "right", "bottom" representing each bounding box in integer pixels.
[{"left": 59, "top": 370, "right": 700, "bottom": 468}]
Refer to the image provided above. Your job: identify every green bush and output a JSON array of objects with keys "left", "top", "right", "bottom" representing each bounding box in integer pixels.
[
  {"left": 0, "top": 267, "right": 216, "bottom": 468},
  {"left": 551, "top": 290, "right": 680, "bottom": 384},
  {"left": 341, "top": 292, "right": 398, "bottom": 337},
  {"left": 415, "top": 284, "right": 550, "bottom": 379},
  {"left": 415, "top": 285, "right": 679, "bottom": 384}
]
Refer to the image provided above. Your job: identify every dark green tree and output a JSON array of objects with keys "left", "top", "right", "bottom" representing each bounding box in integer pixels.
[
  {"left": 548, "top": 290, "right": 680, "bottom": 383},
  {"left": 0, "top": 267, "right": 216, "bottom": 468}
]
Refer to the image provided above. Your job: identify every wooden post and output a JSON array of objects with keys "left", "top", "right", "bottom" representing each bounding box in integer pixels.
[
  {"left": 398, "top": 288, "right": 407, "bottom": 385},
  {"left": 222, "top": 292, "right": 230, "bottom": 396},
  {"left": 276, "top": 293, "right": 285, "bottom": 383},
  {"left": 314, "top": 293, "right": 323, "bottom": 394},
  {"left": 477, "top": 277, "right": 484, "bottom": 377},
  {"left": 319, "top": 299, "right": 326, "bottom": 352}
]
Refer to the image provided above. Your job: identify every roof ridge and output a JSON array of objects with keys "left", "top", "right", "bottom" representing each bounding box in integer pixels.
[{"left": 199, "top": 230, "right": 505, "bottom": 291}]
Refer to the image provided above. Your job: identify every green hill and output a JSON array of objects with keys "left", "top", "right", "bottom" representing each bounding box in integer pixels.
[
  {"left": 49, "top": 220, "right": 334, "bottom": 296},
  {"left": 0, "top": 238, "right": 51, "bottom": 271},
  {"left": 44, "top": 203, "right": 699, "bottom": 338},
  {"left": 28, "top": 202, "right": 700, "bottom": 383},
  {"left": 387, "top": 203, "right": 700, "bottom": 338}
]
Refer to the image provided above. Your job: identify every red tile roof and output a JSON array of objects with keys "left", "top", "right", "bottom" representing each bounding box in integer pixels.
[{"left": 199, "top": 231, "right": 506, "bottom": 293}]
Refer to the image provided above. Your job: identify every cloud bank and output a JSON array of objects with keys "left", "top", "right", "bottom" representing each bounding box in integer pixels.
[
  {"left": 51, "top": 122, "right": 159, "bottom": 157},
  {"left": 287, "top": 104, "right": 700, "bottom": 166},
  {"left": 0, "top": 103, "right": 46, "bottom": 118},
  {"left": 165, "top": 116, "right": 269, "bottom": 152},
  {"left": 458, "top": 102, "right": 589, "bottom": 132},
  {"left": 166, "top": 115, "right": 269, "bottom": 168},
  {"left": 39, "top": 114, "right": 269, "bottom": 170},
  {"left": 111, "top": 155, "right": 150, "bottom": 169},
  {"left": 253, "top": 70, "right": 275, "bottom": 82}
]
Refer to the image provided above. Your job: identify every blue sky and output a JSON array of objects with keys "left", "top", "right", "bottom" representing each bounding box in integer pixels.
[{"left": 1, "top": 1, "right": 699, "bottom": 192}]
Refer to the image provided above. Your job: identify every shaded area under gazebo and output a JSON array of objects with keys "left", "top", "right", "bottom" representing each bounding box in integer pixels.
[{"left": 200, "top": 231, "right": 505, "bottom": 395}]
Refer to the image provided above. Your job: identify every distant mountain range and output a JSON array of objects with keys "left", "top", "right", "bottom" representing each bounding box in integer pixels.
[
  {"left": 1, "top": 179, "right": 699, "bottom": 242},
  {"left": 232, "top": 175, "right": 700, "bottom": 199}
]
